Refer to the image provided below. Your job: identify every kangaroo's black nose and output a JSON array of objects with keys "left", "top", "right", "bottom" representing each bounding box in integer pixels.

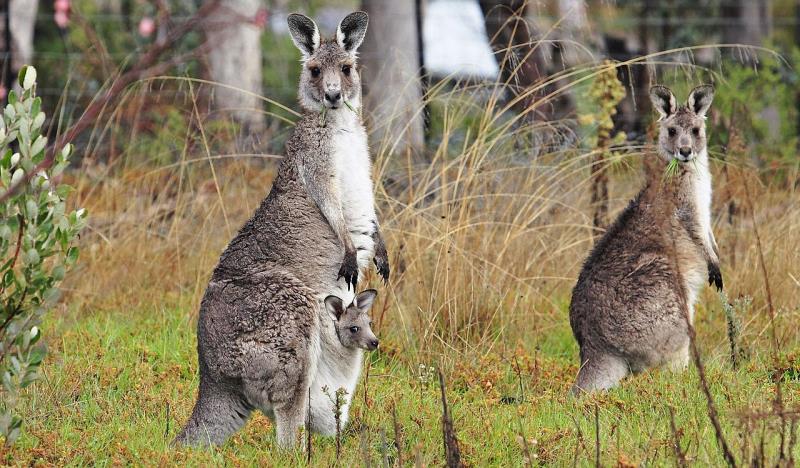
[
  {"left": 679, "top": 147, "right": 692, "bottom": 157},
  {"left": 325, "top": 91, "right": 341, "bottom": 104},
  {"left": 369, "top": 339, "right": 379, "bottom": 350}
]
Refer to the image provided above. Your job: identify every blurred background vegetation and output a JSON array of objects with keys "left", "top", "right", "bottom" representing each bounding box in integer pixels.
[{"left": 2, "top": 0, "right": 798, "bottom": 173}]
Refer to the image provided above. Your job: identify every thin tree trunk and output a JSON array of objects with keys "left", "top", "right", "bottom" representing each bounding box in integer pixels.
[
  {"left": 479, "top": 0, "right": 550, "bottom": 120},
  {"left": 795, "top": 0, "right": 800, "bottom": 162},
  {"left": 1, "top": 0, "right": 38, "bottom": 97},
  {"left": 723, "top": 0, "right": 771, "bottom": 47},
  {"left": 203, "top": 0, "right": 265, "bottom": 147},
  {"left": 741, "top": 0, "right": 771, "bottom": 46},
  {"left": 556, "top": 0, "right": 597, "bottom": 66},
  {"left": 360, "top": 0, "right": 425, "bottom": 157},
  {"left": 9, "top": 0, "right": 37, "bottom": 70}
]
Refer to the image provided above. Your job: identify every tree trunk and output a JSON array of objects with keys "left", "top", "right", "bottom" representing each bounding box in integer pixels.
[
  {"left": 1, "top": 0, "right": 39, "bottom": 97},
  {"left": 723, "top": 0, "right": 771, "bottom": 47},
  {"left": 796, "top": 0, "right": 800, "bottom": 161},
  {"left": 556, "top": 0, "right": 597, "bottom": 66},
  {"left": 203, "top": 0, "right": 265, "bottom": 147},
  {"left": 741, "top": 0, "right": 771, "bottom": 46},
  {"left": 360, "top": 0, "right": 425, "bottom": 157},
  {"left": 9, "top": 0, "right": 37, "bottom": 69},
  {"left": 479, "top": 0, "right": 550, "bottom": 120}
]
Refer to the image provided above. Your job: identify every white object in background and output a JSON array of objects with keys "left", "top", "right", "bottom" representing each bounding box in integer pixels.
[{"left": 424, "top": 0, "right": 499, "bottom": 80}]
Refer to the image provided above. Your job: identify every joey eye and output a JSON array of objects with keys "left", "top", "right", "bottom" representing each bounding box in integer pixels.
[
  {"left": 692, "top": 127, "right": 700, "bottom": 136},
  {"left": 342, "top": 64, "right": 351, "bottom": 76},
  {"left": 349, "top": 326, "right": 359, "bottom": 333},
  {"left": 310, "top": 67, "right": 321, "bottom": 78},
  {"left": 668, "top": 127, "right": 677, "bottom": 137}
]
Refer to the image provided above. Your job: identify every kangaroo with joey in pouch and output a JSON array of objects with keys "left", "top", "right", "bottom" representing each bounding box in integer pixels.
[
  {"left": 175, "top": 11, "right": 389, "bottom": 448},
  {"left": 569, "top": 85, "right": 722, "bottom": 394}
]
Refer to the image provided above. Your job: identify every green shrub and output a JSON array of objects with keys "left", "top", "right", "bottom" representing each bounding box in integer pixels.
[
  {"left": 711, "top": 53, "right": 798, "bottom": 161},
  {"left": 0, "top": 66, "right": 86, "bottom": 445}
]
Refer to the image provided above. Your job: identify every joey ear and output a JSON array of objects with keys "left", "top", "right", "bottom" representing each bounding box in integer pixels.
[
  {"left": 336, "top": 11, "right": 369, "bottom": 53},
  {"left": 650, "top": 85, "right": 677, "bottom": 120},
  {"left": 688, "top": 84, "right": 714, "bottom": 118},
  {"left": 288, "top": 13, "right": 320, "bottom": 57},
  {"left": 324, "top": 295, "right": 345, "bottom": 321},
  {"left": 354, "top": 289, "right": 377, "bottom": 312}
]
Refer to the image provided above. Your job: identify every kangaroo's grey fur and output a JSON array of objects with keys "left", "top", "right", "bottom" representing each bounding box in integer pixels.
[
  {"left": 569, "top": 85, "right": 722, "bottom": 394},
  {"left": 175, "top": 11, "right": 389, "bottom": 448}
]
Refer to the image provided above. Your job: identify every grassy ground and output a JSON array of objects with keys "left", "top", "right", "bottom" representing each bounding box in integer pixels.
[
  {"left": 3, "top": 294, "right": 798, "bottom": 465},
  {"left": 3, "top": 70, "right": 800, "bottom": 465}
]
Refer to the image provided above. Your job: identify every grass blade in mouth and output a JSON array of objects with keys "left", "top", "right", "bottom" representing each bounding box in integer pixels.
[
  {"left": 663, "top": 157, "right": 680, "bottom": 180},
  {"left": 319, "top": 106, "right": 328, "bottom": 126},
  {"left": 344, "top": 100, "right": 357, "bottom": 114}
]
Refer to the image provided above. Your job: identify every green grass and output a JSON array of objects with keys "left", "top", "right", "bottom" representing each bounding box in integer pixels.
[
  {"left": 664, "top": 157, "right": 681, "bottom": 180},
  {"left": 5, "top": 299, "right": 798, "bottom": 466}
]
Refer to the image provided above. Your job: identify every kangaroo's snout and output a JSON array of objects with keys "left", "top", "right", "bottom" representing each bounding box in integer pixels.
[
  {"left": 678, "top": 146, "right": 692, "bottom": 160},
  {"left": 325, "top": 90, "right": 342, "bottom": 107},
  {"left": 367, "top": 338, "right": 379, "bottom": 350}
]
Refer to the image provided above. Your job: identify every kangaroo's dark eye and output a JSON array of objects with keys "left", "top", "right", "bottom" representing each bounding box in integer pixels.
[
  {"left": 310, "top": 66, "right": 321, "bottom": 78},
  {"left": 349, "top": 326, "right": 359, "bottom": 333},
  {"left": 342, "top": 64, "right": 351, "bottom": 76},
  {"left": 692, "top": 127, "right": 700, "bottom": 136},
  {"left": 668, "top": 127, "right": 677, "bottom": 137}
]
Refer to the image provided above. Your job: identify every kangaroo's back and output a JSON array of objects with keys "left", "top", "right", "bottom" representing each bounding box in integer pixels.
[{"left": 211, "top": 115, "right": 342, "bottom": 293}]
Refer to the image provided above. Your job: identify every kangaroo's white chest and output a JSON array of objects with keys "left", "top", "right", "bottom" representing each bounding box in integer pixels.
[
  {"left": 332, "top": 117, "right": 375, "bottom": 231},
  {"left": 683, "top": 150, "right": 714, "bottom": 320},
  {"left": 330, "top": 112, "right": 377, "bottom": 297},
  {"left": 692, "top": 150, "right": 712, "bottom": 240}
]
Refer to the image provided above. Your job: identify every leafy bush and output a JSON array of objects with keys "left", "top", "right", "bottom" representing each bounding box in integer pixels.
[
  {"left": 0, "top": 66, "right": 86, "bottom": 445},
  {"left": 710, "top": 53, "right": 799, "bottom": 176}
]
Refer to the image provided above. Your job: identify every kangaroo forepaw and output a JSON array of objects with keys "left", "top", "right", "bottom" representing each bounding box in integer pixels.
[
  {"left": 708, "top": 262, "right": 723, "bottom": 291},
  {"left": 338, "top": 251, "right": 359, "bottom": 290},
  {"left": 374, "top": 254, "right": 390, "bottom": 284}
]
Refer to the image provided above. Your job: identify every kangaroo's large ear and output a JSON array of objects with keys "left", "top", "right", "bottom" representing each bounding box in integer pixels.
[
  {"left": 354, "top": 289, "right": 377, "bottom": 312},
  {"left": 650, "top": 86, "right": 677, "bottom": 120},
  {"left": 288, "top": 13, "right": 320, "bottom": 58},
  {"left": 337, "top": 11, "right": 369, "bottom": 53},
  {"left": 687, "top": 84, "right": 714, "bottom": 118},
  {"left": 324, "top": 295, "right": 345, "bottom": 321}
]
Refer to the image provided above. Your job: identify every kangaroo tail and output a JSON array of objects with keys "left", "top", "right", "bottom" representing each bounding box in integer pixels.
[{"left": 173, "top": 382, "right": 252, "bottom": 447}]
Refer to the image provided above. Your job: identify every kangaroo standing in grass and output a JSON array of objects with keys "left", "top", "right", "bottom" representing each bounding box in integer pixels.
[
  {"left": 175, "top": 11, "right": 390, "bottom": 448},
  {"left": 569, "top": 85, "right": 722, "bottom": 394}
]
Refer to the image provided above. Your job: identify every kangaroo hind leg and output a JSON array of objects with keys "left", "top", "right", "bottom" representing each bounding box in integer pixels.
[
  {"left": 572, "top": 352, "right": 630, "bottom": 395},
  {"left": 273, "top": 386, "right": 309, "bottom": 449}
]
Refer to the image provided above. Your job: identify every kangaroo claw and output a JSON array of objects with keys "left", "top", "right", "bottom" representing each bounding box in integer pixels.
[
  {"left": 708, "top": 262, "right": 723, "bottom": 291},
  {"left": 338, "top": 250, "right": 359, "bottom": 290},
  {"left": 374, "top": 256, "right": 390, "bottom": 284}
]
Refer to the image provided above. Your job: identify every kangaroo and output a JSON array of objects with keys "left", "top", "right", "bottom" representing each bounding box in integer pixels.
[
  {"left": 175, "top": 11, "right": 389, "bottom": 448},
  {"left": 313, "top": 290, "right": 379, "bottom": 433},
  {"left": 569, "top": 85, "right": 722, "bottom": 394},
  {"left": 326, "top": 289, "right": 380, "bottom": 352}
]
